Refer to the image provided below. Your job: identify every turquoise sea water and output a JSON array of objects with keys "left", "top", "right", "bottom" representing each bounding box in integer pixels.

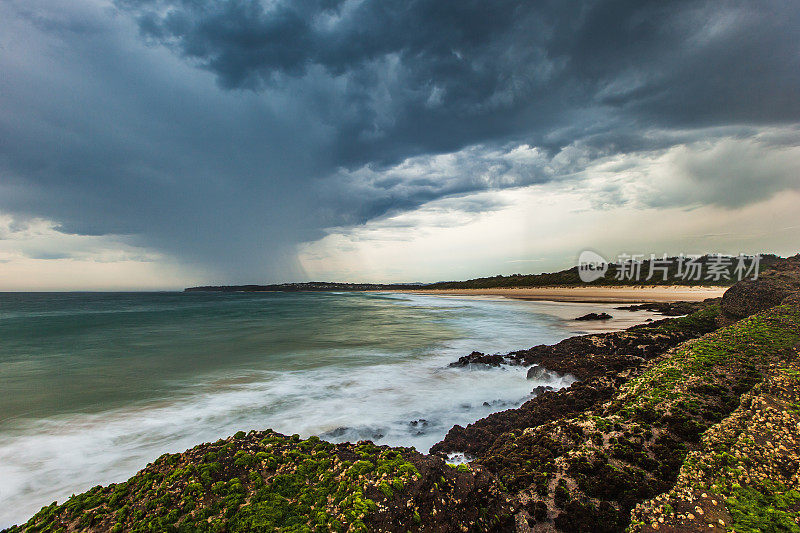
[{"left": 0, "top": 291, "right": 654, "bottom": 527}]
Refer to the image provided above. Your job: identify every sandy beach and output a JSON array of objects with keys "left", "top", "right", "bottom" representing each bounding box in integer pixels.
[{"left": 394, "top": 285, "right": 727, "bottom": 303}]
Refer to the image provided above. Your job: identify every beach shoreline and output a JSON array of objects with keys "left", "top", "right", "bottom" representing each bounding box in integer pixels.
[{"left": 385, "top": 285, "right": 726, "bottom": 303}]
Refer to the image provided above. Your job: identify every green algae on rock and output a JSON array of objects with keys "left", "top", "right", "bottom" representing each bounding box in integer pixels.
[
  {"left": 5, "top": 431, "right": 514, "bottom": 532},
  {"left": 629, "top": 357, "right": 800, "bottom": 532},
  {"left": 435, "top": 302, "right": 724, "bottom": 459},
  {"left": 473, "top": 294, "right": 800, "bottom": 531}
]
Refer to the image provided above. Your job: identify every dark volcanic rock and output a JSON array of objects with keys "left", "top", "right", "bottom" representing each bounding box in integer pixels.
[
  {"left": 431, "top": 376, "right": 624, "bottom": 458},
  {"left": 436, "top": 257, "right": 800, "bottom": 529},
  {"left": 475, "top": 292, "right": 800, "bottom": 532},
  {"left": 435, "top": 304, "right": 722, "bottom": 458},
  {"left": 449, "top": 351, "right": 509, "bottom": 367},
  {"left": 450, "top": 307, "right": 719, "bottom": 379},
  {"left": 614, "top": 300, "right": 715, "bottom": 316},
  {"left": 434, "top": 256, "right": 800, "bottom": 531},
  {"left": 575, "top": 312, "right": 613, "bottom": 321}
]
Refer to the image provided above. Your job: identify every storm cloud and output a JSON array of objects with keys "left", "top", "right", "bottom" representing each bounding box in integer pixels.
[
  {"left": 119, "top": 0, "right": 800, "bottom": 156},
  {"left": 1, "top": 0, "right": 798, "bottom": 282}
]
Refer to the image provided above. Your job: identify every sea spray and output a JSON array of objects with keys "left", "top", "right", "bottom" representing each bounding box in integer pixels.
[{"left": 0, "top": 291, "right": 653, "bottom": 527}]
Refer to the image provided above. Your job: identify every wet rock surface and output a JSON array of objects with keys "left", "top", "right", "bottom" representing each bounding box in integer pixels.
[
  {"left": 435, "top": 304, "right": 722, "bottom": 459},
  {"left": 435, "top": 256, "right": 800, "bottom": 531},
  {"left": 430, "top": 375, "right": 622, "bottom": 459},
  {"left": 615, "top": 300, "right": 714, "bottom": 316},
  {"left": 630, "top": 353, "right": 800, "bottom": 532},
  {"left": 448, "top": 306, "right": 720, "bottom": 380},
  {"left": 720, "top": 254, "right": 800, "bottom": 322},
  {"left": 474, "top": 297, "right": 800, "bottom": 532},
  {"left": 575, "top": 312, "right": 613, "bottom": 321},
  {"left": 5, "top": 431, "right": 516, "bottom": 533}
]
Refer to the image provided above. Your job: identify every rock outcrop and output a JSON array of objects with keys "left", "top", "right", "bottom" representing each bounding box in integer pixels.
[
  {"left": 575, "top": 312, "right": 613, "bottom": 321},
  {"left": 435, "top": 305, "right": 722, "bottom": 459},
  {"left": 5, "top": 432, "right": 516, "bottom": 533},
  {"left": 720, "top": 254, "right": 800, "bottom": 322},
  {"left": 630, "top": 353, "right": 800, "bottom": 532},
  {"left": 474, "top": 291, "right": 800, "bottom": 531},
  {"left": 615, "top": 300, "right": 714, "bottom": 316}
]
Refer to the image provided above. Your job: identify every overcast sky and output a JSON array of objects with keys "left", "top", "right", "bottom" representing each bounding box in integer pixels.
[{"left": 1, "top": 0, "right": 799, "bottom": 289}]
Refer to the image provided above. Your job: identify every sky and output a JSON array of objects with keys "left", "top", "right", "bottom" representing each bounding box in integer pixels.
[{"left": 0, "top": 0, "right": 799, "bottom": 290}]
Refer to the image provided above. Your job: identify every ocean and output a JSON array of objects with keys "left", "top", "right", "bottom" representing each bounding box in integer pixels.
[{"left": 0, "top": 291, "right": 655, "bottom": 527}]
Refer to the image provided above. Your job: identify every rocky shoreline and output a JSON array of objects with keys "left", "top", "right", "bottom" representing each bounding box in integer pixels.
[{"left": 6, "top": 256, "right": 800, "bottom": 532}]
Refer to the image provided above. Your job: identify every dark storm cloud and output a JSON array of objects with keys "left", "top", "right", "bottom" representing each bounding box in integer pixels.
[
  {"left": 1, "top": 0, "right": 798, "bottom": 281},
  {"left": 0, "top": 0, "right": 333, "bottom": 280},
  {"left": 120, "top": 0, "right": 800, "bottom": 160}
]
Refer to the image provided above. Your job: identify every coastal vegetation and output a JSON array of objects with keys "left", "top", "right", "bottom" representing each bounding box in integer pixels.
[{"left": 422, "top": 254, "right": 781, "bottom": 290}]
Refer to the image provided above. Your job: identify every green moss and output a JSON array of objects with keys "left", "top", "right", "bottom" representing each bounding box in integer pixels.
[
  {"left": 378, "top": 481, "right": 394, "bottom": 497},
  {"left": 652, "top": 304, "right": 720, "bottom": 334},
  {"left": 618, "top": 303, "right": 800, "bottom": 424},
  {"left": 726, "top": 483, "right": 800, "bottom": 533},
  {"left": 7, "top": 431, "right": 424, "bottom": 533},
  {"left": 233, "top": 451, "right": 257, "bottom": 467}
]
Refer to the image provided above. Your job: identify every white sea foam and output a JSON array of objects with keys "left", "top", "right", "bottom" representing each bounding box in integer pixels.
[
  {"left": 0, "top": 359, "right": 572, "bottom": 525},
  {"left": 0, "top": 293, "right": 651, "bottom": 527}
]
